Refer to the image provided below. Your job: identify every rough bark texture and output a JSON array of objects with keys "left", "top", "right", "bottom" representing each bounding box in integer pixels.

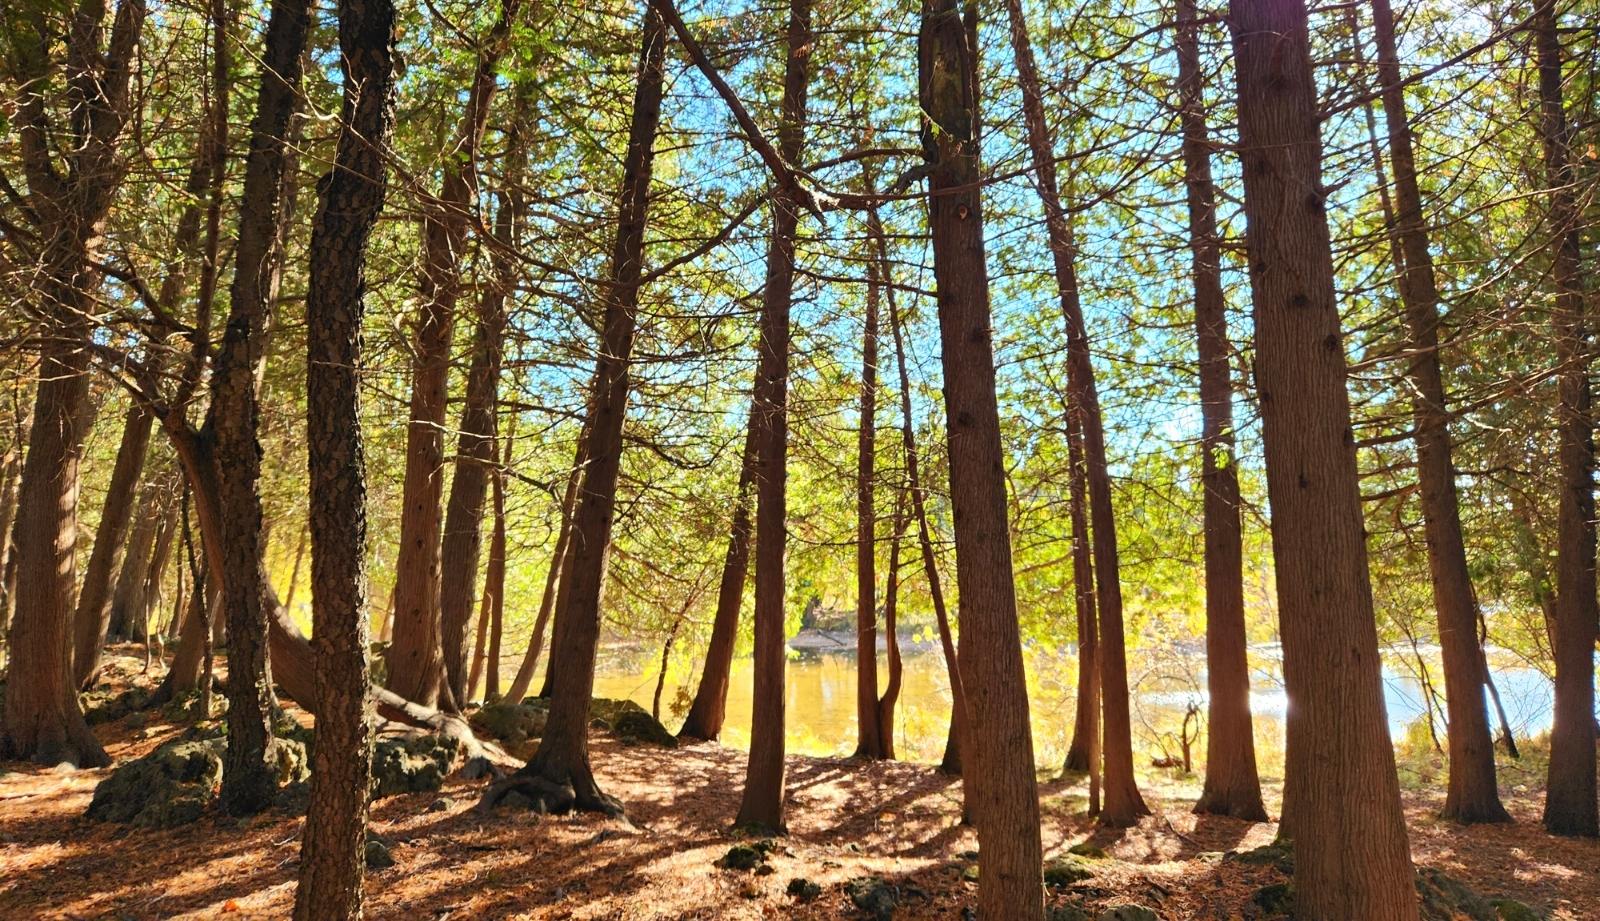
[
  {"left": 876, "top": 493, "right": 906, "bottom": 759},
  {"left": 72, "top": 404, "right": 152, "bottom": 689},
  {"left": 1361, "top": 0, "right": 1508, "bottom": 825},
  {"left": 854, "top": 211, "right": 884, "bottom": 760},
  {"left": 1001, "top": 0, "right": 1145, "bottom": 828},
  {"left": 678, "top": 408, "right": 756, "bottom": 741},
  {"left": 1177, "top": 0, "right": 1266, "bottom": 824},
  {"left": 734, "top": 0, "right": 809, "bottom": 833},
  {"left": 1, "top": 0, "right": 145, "bottom": 769},
  {"left": 213, "top": 0, "right": 312, "bottom": 817},
  {"left": 1061, "top": 408, "right": 1101, "bottom": 816},
  {"left": 483, "top": 9, "right": 667, "bottom": 819},
  {"left": 919, "top": 0, "right": 1044, "bottom": 915},
  {"left": 292, "top": 0, "right": 395, "bottom": 916},
  {"left": 1227, "top": 0, "right": 1419, "bottom": 915},
  {"left": 108, "top": 476, "right": 170, "bottom": 641},
  {"left": 1535, "top": 0, "right": 1598, "bottom": 840},
  {"left": 390, "top": 0, "right": 516, "bottom": 710}
]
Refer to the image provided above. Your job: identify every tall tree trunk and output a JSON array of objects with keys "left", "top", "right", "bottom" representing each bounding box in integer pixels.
[
  {"left": 734, "top": 0, "right": 810, "bottom": 834},
  {"left": 1, "top": 0, "right": 145, "bottom": 768},
  {"left": 919, "top": 0, "right": 1044, "bottom": 915},
  {"left": 293, "top": 0, "right": 395, "bottom": 911},
  {"left": 481, "top": 8, "right": 667, "bottom": 818},
  {"left": 0, "top": 399, "right": 32, "bottom": 643},
  {"left": 213, "top": 0, "right": 312, "bottom": 817},
  {"left": 72, "top": 403, "right": 153, "bottom": 688},
  {"left": 390, "top": 0, "right": 517, "bottom": 710},
  {"left": 1363, "top": 0, "right": 1508, "bottom": 825},
  {"left": 678, "top": 408, "right": 756, "bottom": 741},
  {"left": 477, "top": 430, "right": 510, "bottom": 701},
  {"left": 854, "top": 204, "right": 884, "bottom": 760},
  {"left": 513, "top": 406, "right": 587, "bottom": 703},
  {"left": 1177, "top": 0, "right": 1266, "bottom": 823},
  {"left": 1001, "top": 0, "right": 1146, "bottom": 827},
  {"left": 1535, "top": 0, "right": 1598, "bottom": 840},
  {"left": 109, "top": 476, "right": 167, "bottom": 641},
  {"left": 1060, "top": 406, "right": 1101, "bottom": 817},
  {"left": 1227, "top": 0, "right": 1418, "bottom": 915},
  {"left": 876, "top": 490, "right": 906, "bottom": 759}
]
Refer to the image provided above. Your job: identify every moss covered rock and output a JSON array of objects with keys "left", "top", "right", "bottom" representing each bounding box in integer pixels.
[
  {"left": 1097, "top": 907, "right": 1158, "bottom": 921},
  {"left": 845, "top": 876, "right": 899, "bottom": 920},
  {"left": 470, "top": 699, "right": 549, "bottom": 745},
  {"left": 1226, "top": 841, "right": 1294, "bottom": 875},
  {"left": 1417, "top": 868, "right": 1498, "bottom": 921},
  {"left": 82, "top": 686, "right": 152, "bottom": 725},
  {"left": 86, "top": 739, "right": 223, "bottom": 828},
  {"left": 370, "top": 734, "right": 459, "bottom": 798},
  {"left": 1044, "top": 856, "right": 1095, "bottom": 888},
  {"left": 1252, "top": 882, "right": 1294, "bottom": 917}
]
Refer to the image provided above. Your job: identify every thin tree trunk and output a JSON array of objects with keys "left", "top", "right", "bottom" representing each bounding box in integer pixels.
[
  {"left": 391, "top": 0, "right": 517, "bottom": 710},
  {"left": 734, "top": 0, "right": 810, "bottom": 834},
  {"left": 72, "top": 404, "right": 153, "bottom": 688},
  {"left": 283, "top": 525, "right": 308, "bottom": 612},
  {"left": 507, "top": 413, "right": 582, "bottom": 704},
  {"left": 1227, "top": 0, "right": 1418, "bottom": 914},
  {"left": 919, "top": 0, "right": 1044, "bottom": 914},
  {"left": 1001, "top": 0, "right": 1146, "bottom": 827},
  {"left": 854, "top": 194, "right": 884, "bottom": 760},
  {"left": 109, "top": 476, "right": 166, "bottom": 641},
  {"left": 293, "top": 0, "right": 396, "bottom": 910},
  {"left": 477, "top": 429, "right": 510, "bottom": 701},
  {"left": 1176, "top": 0, "right": 1266, "bottom": 823},
  {"left": 0, "top": 399, "right": 32, "bottom": 643},
  {"left": 1535, "top": 0, "right": 1598, "bottom": 839},
  {"left": 1061, "top": 406, "right": 1101, "bottom": 819},
  {"left": 678, "top": 408, "right": 756, "bottom": 740},
  {"left": 480, "top": 8, "right": 667, "bottom": 819},
  {"left": 876, "top": 490, "right": 906, "bottom": 760}
]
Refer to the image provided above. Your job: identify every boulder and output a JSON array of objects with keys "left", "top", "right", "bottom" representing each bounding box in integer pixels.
[
  {"left": 1097, "top": 907, "right": 1158, "bottom": 921},
  {"left": 846, "top": 876, "right": 899, "bottom": 920},
  {"left": 86, "top": 739, "right": 223, "bottom": 828},
  {"left": 471, "top": 699, "right": 549, "bottom": 746},
  {"left": 1044, "top": 856, "right": 1095, "bottom": 888},
  {"left": 370, "top": 734, "right": 459, "bottom": 798},
  {"left": 1226, "top": 841, "right": 1294, "bottom": 875},
  {"left": 1252, "top": 882, "right": 1294, "bottom": 917},
  {"left": 1416, "top": 868, "right": 1498, "bottom": 921},
  {"left": 787, "top": 878, "right": 822, "bottom": 902}
]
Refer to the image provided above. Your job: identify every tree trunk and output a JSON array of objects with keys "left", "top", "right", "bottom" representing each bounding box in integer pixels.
[
  {"left": 1177, "top": 0, "right": 1266, "bottom": 823},
  {"left": 678, "top": 407, "right": 756, "bottom": 741},
  {"left": 0, "top": 400, "right": 32, "bottom": 643},
  {"left": 481, "top": 8, "right": 666, "bottom": 819},
  {"left": 854, "top": 200, "right": 884, "bottom": 760},
  {"left": 510, "top": 406, "right": 586, "bottom": 704},
  {"left": 478, "top": 432, "right": 510, "bottom": 701},
  {"left": 1061, "top": 407, "right": 1101, "bottom": 817},
  {"left": 1535, "top": 0, "right": 1598, "bottom": 840},
  {"left": 876, "top": 491, "right": 906, "bottom": 759},
  {"left": 1227, "top": 0, "right": 1419, "bottom": 915},
  {"left": 108, "top": 476, "right": 167, "bottom": 641},
  {"left": 919, "top": 1, "right": 1044, "bottom": 915},
  {"left": 390, "top": 0, "right": 516, "bottom": 710},
  {"left": 733, "top": 0, "right": 810, "bottom": 834},
  {"left": 293, "top": 0, "right": 396, "bottom": 911},
  {"left": 1362, "top": 0, "right": 1509, "bottom": 825},
  {"left": 72, "top": 404, "right": 153, "bottom": 689}
]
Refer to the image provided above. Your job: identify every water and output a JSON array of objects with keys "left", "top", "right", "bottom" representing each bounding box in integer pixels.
[{"left": 582, "top": 638, "right": 1560, "bottom": 771}]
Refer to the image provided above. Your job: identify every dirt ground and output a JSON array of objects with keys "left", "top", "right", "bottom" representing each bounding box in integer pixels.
[{"left": 2, "top": 657, "right": 1596, "bottom": 920}]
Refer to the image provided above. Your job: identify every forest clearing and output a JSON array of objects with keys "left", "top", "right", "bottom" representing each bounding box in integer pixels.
[{"left": 2, "top": 0, "right": 1599, "bottom": 915}]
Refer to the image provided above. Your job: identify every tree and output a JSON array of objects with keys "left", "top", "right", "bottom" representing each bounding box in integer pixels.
[
  {"left": 1227, "top": 0, "right": 1418, "bottom": 915},
  {"left": 71, "top": 404, "right": 152, "bottom": 688},
  {"left": 1001, "top": 0, "right": 1146, "bottom": 827},
  {"left": 919, "top": 0, "right": 1044, "bottom": 914},
  {"left": 854, "top": 193, "right": 885, "bottom": 760},
  {"left": 292, "top": 0, "right": 397, "bottom": 912},
  {"left": 1176, "top": 0, "right": 1265, "bottom": 823},
  {"left": 0, "top": 0, "right": 146, "bottom": 768},
  {"left": 1535, "top": 0, "right": 1597, "bottom": 840},
  {"left": 734, "top": 0, "right": 811, "bottom": 833},
  {"left": 479, "top": 6, "right": 668, "bottom": 816}
]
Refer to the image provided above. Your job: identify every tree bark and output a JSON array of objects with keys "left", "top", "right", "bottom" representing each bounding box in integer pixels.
[
  {"left": 481, "top": 8, "right": 667, "bottom": 819},
  {"left": 678, "top": 407, "right": 756, "bottom": 741},
  {"left": 1227, "top": 0, "right": 1418, "bottom": 915},
  {"left": 293, "top": 0, "right": 395, "bottom": 912},
  {"left": 876, "top": 491, "right": 906, "bottom": 759},
  {"left": 1000, "top": 0, "right": 1146, "bottom": 827},
  {"left": 108, "top": 475, "right": 168, "bottom": 641},
  {"left": 1535, "top": 0, "right": 1598, "bottom": 840},
  {"left": 507, "top": 417, "right": 584, "bottom": 704},
  {"left": 1177, "top": 0, "right": 1266, "bottom": 823},
  {"left": 734, "top": 0, "right": 810, "bottom": 834},
  {"left": 390, "top": 0, "right": 517, "bottom": 710},
  {"left": 854, "top": 199, "right": 884, "bottom": 760},
  {"left": 1060, "top": 406, "right": 1101, "bottom": 817},
  {"left": 919, "top": 0, "right": 1044, "bottom": 915},
  {"left": 72, "top": 404, "right": 153, "bottom": 689}
]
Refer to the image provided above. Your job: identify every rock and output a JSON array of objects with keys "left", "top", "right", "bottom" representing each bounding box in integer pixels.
[
  {"left": 272, "top": 738, "right": 310, "bottom": 786},
  {"left": 1048, "top": 904, "right": 1092, "bottom": 921},
  {"left": 82, "top": 686, "right": 152, "bottom": 725},
  {"left": 459, "top": 755, "right": 503, "bottom": 781},
  {"left": 124, "top": 711, "right": 151, "bottom": 730},
  {"left": 86, "top": 739, "right": 223, "bottom": 828},
  {"left": 717, "top": 843, "right": 766, "bottom": 871},
  {"left": 1252, "top": 882, "right": 1294, "bottom": 916},
  {"left": 1044, "top": 856, "right": 1094, "bottom": 888},
  {"left": 786, "top": 878, "right": 822, "bottom": 902},
  {"left": 1226, "top": 841, "right": 1294, "bottom": 875},
  {"left": 428, "top": 797, "right": 453, "bottom": 812},
  {"left": 1097, "top": 907, "right": 1158, "bottom": 921},
  {"left": 470, "top": 700, "right": 549, "bottom": 745},
  {"left": 846, "top": 876, "right": 899, "bottom": 920},
  {"left": 1066, "top": 842, "right": 1107, "bottom": 859},
  {"left": 610, "top": 707, "right": 677, "bottom": 747},
  {"left": 364, "top": 833, "right": 396, "bottom": 870},
  {"left": 1490, "top": 899, "right": 1541, "bottom": 921},
  {"left": 369, "top": 734, "right": 458, "bottom": 799},
  {"left": 1416, "top": 868, "right": 1497, "bottom": 921}
]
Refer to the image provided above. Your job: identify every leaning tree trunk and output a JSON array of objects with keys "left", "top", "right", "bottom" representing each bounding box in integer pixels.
[
  {"left": 212, "top": 0, "right": 311, "bottom": 817},
  {"left": 1001, "top": 0, "right": 1146, "bottom": 827},
  {"left": 733, "top": 0, "right": 810, "bottom": 834},
  {"left": 919, "top": 0, "right": 1044, "bottom": 915},
  {"left": 391, "top": 0, "right": 516, "bottom": 711},
  {"left": 1535, "top": 0, "right": 1598, "bottom": 840},
  {"left": 1176, "top": 0, "right": 1266, "bottom": 823},
  {"left": 1363, "top": 0, "right": 1508, "bottom": 825},
  {"left": 678, "top": 407, "right": 756, "bottom": 741},
  {"left": 479, "top": 8, "right": 667, "bottom": 819},
  {"left": 72, "top": 403, "right": 153, "bottom": 689},
  {"left": 853, "top": 205, "right": 884, "bottom": 760},
  {"left": 293, "top": 0, "right": 395, "bottom": 912},
  {"left": 1227, "top": 0, "right": 1418, "bottom": 915}
]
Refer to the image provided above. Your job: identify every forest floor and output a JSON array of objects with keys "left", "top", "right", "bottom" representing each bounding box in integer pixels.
[{"left": 1, "top": 652, "right": 1596, "bottom": 920}]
